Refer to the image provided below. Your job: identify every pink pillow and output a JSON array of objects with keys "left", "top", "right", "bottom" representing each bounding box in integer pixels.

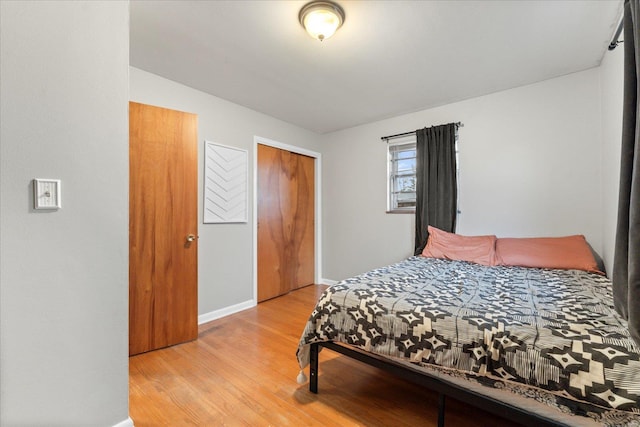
[
  {"left": 421, "top": 226, "right": 498, "bottom": 266},
  {"left": 495, "top": 235, "right": 603, "bottom": 274}
]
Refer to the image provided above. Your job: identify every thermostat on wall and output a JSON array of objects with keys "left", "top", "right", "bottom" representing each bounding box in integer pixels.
[{"left": 33, "top": 179, "right": 61, "bottom": 209}]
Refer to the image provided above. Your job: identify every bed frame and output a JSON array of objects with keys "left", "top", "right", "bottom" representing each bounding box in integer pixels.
[{"left": 309, "top": 341, "right": 570, "bottom": 427}]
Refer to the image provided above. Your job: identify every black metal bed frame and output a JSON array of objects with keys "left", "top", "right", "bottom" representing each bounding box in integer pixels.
[{"left": 309, "top": 341, "right": 568, "bottom": 427}]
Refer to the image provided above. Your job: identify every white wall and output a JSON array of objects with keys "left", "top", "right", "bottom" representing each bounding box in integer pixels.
[
  {"left": 600, "top": 45, "right": 624, "bottom": 275},
  {"left": 322, "top": 69, "right": 604, "bottom": 280},
  {"left": 0, "top": 1, "right": 130, "bottom": 426},
  {"left": 130, "top": 67, "right": 322, "bottom": 317}
]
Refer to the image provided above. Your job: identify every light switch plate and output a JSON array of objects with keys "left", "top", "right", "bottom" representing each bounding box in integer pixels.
[{"left": 33, "top": 179, "right": 61, "bottom": 209}]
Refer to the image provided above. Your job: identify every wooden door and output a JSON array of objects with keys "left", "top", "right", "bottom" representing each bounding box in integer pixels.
[
  {"left": 129, "top": 102, "right": 198, "bottom": 356},
  {"left": 257, "top": 144, "right": 315, "bottom": 302}
]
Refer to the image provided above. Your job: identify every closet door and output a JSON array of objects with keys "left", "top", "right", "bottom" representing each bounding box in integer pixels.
[
  {"left": 257, "top": 144, "right": 315, "bottom": 302},
  {"left": 129, "top": 102, "right": 198, "bottom": 355}
]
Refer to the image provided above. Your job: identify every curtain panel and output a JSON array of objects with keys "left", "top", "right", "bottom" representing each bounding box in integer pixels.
[
  {"left": 414, "top": 123, "right": 458, "bottom": 255},
  {"left": 613, "top": 0, "right": 640, "bottom": 346}
]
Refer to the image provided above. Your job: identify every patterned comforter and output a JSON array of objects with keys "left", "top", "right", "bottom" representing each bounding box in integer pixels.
[{"left": 297, "top": 257, "right": 640, "bottom": 420}]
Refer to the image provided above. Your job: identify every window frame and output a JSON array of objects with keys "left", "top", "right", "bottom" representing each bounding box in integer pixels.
[{"left": 386, "top": 135, "right": 417, "bottom": 214}]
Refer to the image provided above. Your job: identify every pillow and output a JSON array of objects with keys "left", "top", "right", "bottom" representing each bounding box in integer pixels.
[
  {"left": 421, "top": 226, "right": 498, "bottom": 266},
  {"left": 495, "top": 235, "right": 603, "bottom": 274}
]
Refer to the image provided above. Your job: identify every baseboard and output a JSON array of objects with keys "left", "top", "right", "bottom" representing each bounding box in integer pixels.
[
  {"left": 198, "top": 299, "right": 256, "bottom": 325},
  {"left": 113, "top": 417, "right": 134, "bottom": 427},
  {"left": 198, "top": 285, "right": 336, "bottom": 325}
]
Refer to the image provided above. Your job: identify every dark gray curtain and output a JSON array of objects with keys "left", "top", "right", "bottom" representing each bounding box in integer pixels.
[
  {"left": 414, "top": 123, "right": 457, "bottom": 255},
  {"left": 613, "top": 0, "right": 640, "bottom": 346}
]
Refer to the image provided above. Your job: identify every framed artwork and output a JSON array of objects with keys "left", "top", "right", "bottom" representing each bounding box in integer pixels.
[{"left": 204, "top": 141, "right": 248, "bottom": 223}]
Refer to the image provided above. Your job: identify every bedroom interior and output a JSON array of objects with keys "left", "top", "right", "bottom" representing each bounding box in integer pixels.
[{"left": 1, "top": 1, "right": 638, "bottom": 426}]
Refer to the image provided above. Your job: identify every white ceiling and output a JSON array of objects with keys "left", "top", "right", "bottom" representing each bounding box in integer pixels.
[{"left": 130, "top": 0, "right": 623, "bottom": 134}]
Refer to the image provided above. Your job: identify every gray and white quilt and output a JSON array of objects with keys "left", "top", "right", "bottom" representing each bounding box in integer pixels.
[{"left": 297, "top": 257, "right": 640, "bottom": 422}]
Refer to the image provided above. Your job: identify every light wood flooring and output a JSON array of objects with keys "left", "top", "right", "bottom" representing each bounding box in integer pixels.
[{"left": 129, "top": 284, "right": 518, "bottom": 426}]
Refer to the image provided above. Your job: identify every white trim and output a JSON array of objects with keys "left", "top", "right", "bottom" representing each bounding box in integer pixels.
[
  {"left": 198, "top": 299, "right": 256, "bottom": 325},
  {"left": 255, "top": 136, "right": 321, "bottom": 159},
  {"left": 320, "top": 278, "right": 338, "bottom": 286},
  {"left": 253, "top": 136, "right": 322, "bottom": 303},
  {"left": 113, "top": 417, "right": 134, "bottom": 427}
]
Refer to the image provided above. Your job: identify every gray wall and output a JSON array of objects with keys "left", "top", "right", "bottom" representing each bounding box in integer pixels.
[
  {"left": 600, "top": 43, "right": 624, "bottom": 276},
  {"left": 321, "top": 69, "right": 605, "bottom": 281},
  {"left": 0, "top": 1, "right": 130, "bottom": 425},
  {"left": 130, "top": 67, "right": 323, "bottom": 317}
]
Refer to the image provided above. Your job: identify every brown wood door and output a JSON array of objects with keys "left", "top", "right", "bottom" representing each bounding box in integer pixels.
[
  {"left": 129, "top": 102, "right": 198, "bottom": 356},
  {"left": 257, "top": 144, "right": 315, "bottom": 302}
]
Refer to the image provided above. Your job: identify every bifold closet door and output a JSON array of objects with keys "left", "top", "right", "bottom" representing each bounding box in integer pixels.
[
  {"left": 257, "top": 144, "right": 315, "bottom": 302},
  {"left": 129, "top": 102, "right": 198, "bottom": 356}
]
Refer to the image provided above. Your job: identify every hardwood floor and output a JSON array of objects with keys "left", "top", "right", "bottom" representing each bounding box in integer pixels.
[{"left": 129, "top": 285, "right": 518, "bottom": 426}]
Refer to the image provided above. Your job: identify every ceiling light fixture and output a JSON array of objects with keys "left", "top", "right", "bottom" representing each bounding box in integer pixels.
[{"left": 299, "top": 1, "right": 345, "bottom": 42}]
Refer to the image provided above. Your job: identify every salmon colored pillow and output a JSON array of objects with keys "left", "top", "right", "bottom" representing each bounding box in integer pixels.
[
  {"left": 421, "top": 226, "right": 498, "bottom": 266},
  {"left": 495, "top": 235, "right": 603, "bottom": 274}
]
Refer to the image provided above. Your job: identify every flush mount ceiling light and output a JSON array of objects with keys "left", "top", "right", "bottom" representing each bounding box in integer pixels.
[{"left": 299, "top": 1, "right": 345, "bottom": 42}]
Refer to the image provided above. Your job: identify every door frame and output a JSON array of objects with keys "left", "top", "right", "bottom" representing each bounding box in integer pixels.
[{"left": 253, "top": 136, "right": 322, "bottom": 303}]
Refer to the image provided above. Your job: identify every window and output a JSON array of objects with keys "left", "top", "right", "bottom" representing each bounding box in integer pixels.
[{"left": 387, "top": 135, "right": 417, "bottom": 212}]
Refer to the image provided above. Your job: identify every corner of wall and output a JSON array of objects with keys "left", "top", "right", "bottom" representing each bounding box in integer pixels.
[{"left": 598, "top": 44, "right": 624, "bottom": 275}]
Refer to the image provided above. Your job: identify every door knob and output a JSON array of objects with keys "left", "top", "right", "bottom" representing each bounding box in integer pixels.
[{"left": 186, "top": 234, "right": 197, "bottom": 242}]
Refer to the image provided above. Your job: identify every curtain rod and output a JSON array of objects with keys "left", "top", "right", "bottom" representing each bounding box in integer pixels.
[
  {"left": 381, "top": 121, "right": 463, "bottom": 141},
  {"left": 609, "top": 16, "right": 623, "bottom": 50}
]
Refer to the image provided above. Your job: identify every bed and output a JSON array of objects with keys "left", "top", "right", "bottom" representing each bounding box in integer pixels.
[{"left": 296, "top": 255, "right": 640, "bottom": 426}]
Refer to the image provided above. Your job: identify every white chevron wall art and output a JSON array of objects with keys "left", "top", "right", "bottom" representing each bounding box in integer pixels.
[{"left": 204, "top": 141, "right": 248, "bottom": 223}]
